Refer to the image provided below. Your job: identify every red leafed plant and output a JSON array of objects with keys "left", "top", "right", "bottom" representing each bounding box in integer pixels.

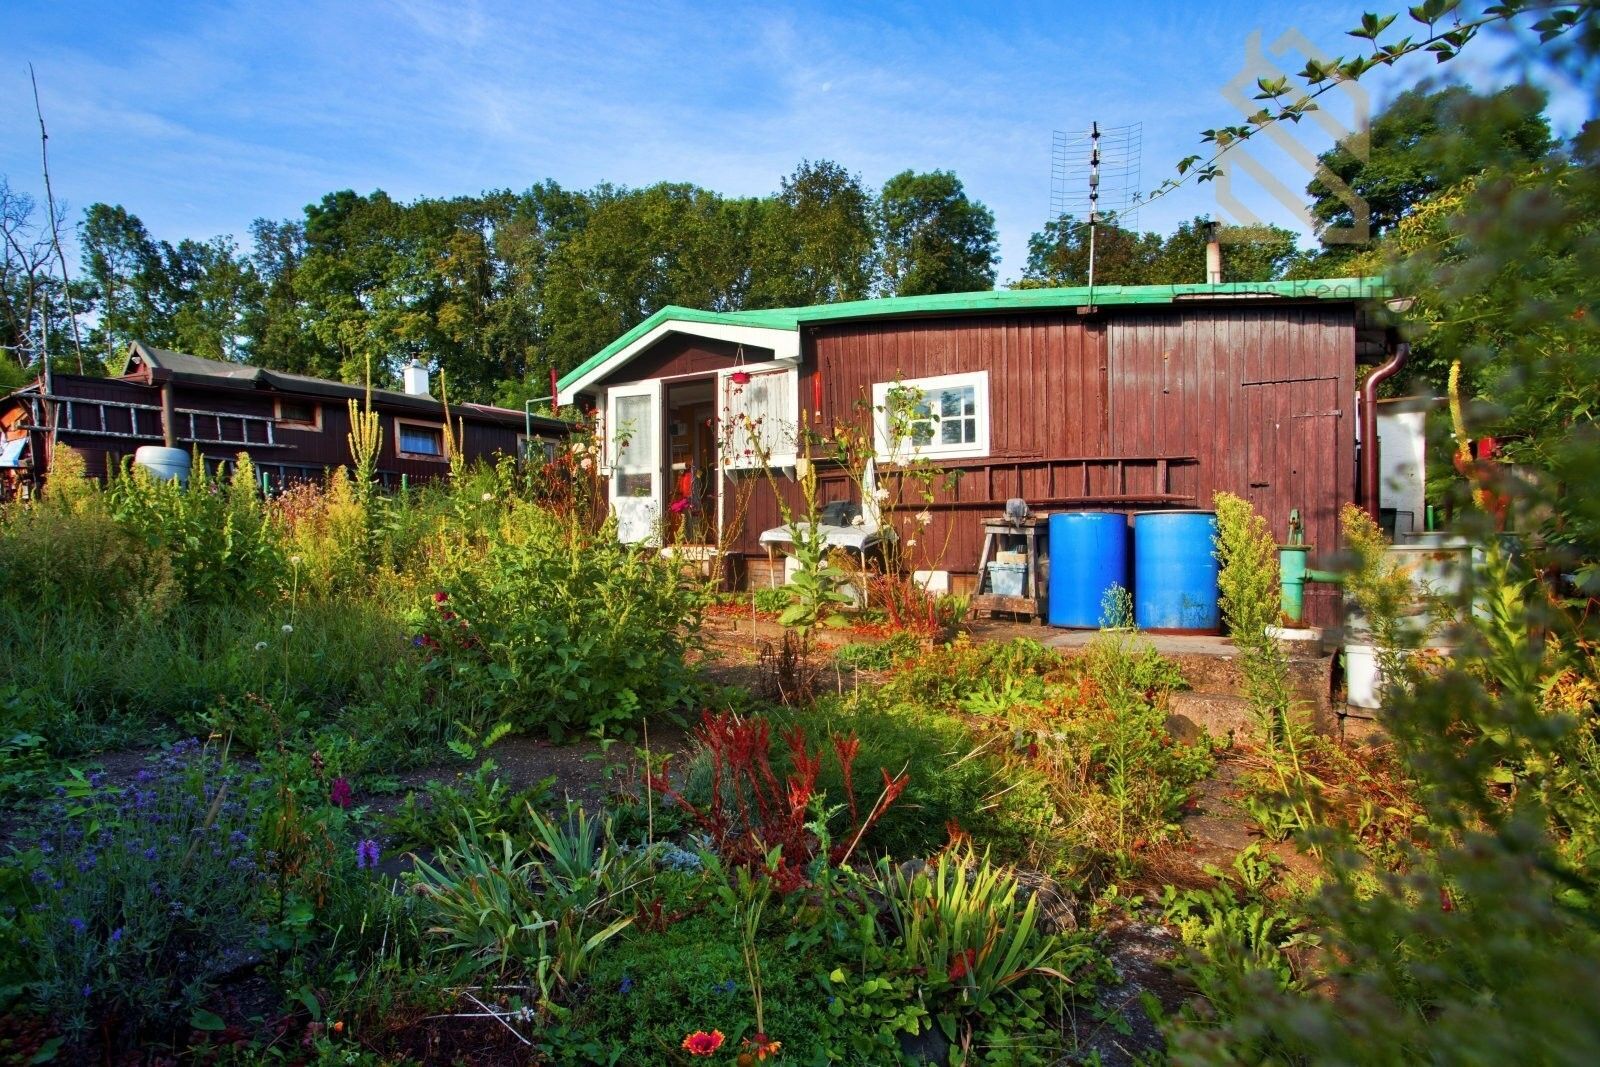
[{"left": 647, "top": 710, "right": 908, "bottom": 891}]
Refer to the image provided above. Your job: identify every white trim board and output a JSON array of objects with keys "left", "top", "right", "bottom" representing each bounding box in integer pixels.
[{"left": 557, "top": 320, "right": 799, "bottom": 405}]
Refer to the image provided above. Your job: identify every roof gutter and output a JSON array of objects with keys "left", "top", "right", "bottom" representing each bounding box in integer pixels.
[{"left": 1360, "top": 337, "right": 1410, "bottom": 522}]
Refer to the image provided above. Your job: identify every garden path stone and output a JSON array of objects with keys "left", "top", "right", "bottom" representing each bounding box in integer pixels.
[{"left": 1070, "top": 919, "right": 1189, "bottom": 1066}]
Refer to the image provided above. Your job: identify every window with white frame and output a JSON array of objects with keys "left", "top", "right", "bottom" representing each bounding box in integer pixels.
[
  {"left": 720, "top": 365, "right": 798, "bottom": 469},
  {"left": 871, "top": 371, "right": 989, "bottom": 461}
]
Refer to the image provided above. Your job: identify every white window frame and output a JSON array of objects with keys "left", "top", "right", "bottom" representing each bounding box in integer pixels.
[
  {"left": 871, "top": 371, "right": 990, "bottom": 463},
  {"left": 718, "top": 363, "right": 799, "bottom": 470}
]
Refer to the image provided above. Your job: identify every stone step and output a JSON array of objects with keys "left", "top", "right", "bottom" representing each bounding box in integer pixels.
[{"left": 1167, "top": 691, "right": 1256, "bottom": 740}]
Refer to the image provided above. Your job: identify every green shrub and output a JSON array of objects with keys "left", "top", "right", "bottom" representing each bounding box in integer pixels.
[
  {"left": 834, "top": 631, "right": 924, "bottom": 672},
  {"left": 415, "top": 507, "right": 703, "bottom": 739},
  {"left": 771, "top": 692, "right": 1059, "bottom": 866},
  {"left": 751, "top": 586, "right": 789, "bottom": 614},
  {"left": 573, "top": 897, "right": 841, "bottom": 1063},
  {"left": 859, "top": 847, "right": 1110, "bottom": 1064}
]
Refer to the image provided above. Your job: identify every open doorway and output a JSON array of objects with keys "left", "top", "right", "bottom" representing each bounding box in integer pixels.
[{"left": 665, "top": 377, "right": 718, "bottom": 545}]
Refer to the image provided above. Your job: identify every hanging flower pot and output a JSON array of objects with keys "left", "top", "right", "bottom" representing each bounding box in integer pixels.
[{"left": 730, "top": 370, "right": 752, "bottom": 386}]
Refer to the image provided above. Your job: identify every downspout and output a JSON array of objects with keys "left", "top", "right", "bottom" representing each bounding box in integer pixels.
[{"left": 1360, "top": 338, "right": 1409, "bottom": 522}]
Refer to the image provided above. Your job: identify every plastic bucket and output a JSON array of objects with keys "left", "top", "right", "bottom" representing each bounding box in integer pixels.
[
  {"left": 1133, "top": 510, "right": 1220, "bottom": 632},
  {"left": 987, "top": 561, "right": 1026, "bottom": 598},
  {"left": 1344, "top": 642, "right": 1455, "bottom": 709},
  {"left": 1046, "top": 511, "right": 1128, "bottom": 628}
]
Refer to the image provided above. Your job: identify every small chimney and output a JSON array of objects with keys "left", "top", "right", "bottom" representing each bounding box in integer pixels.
[
  {"left": 402, "top": 359, "right": 430, "bottom": 397},
  {"left": 1204, "top": 220, "right": 1224, "bottom": 284}
]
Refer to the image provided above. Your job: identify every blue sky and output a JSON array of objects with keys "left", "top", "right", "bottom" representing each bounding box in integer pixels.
[{"left": 4, "top": 0, "right": 1590, "bottom": 281}]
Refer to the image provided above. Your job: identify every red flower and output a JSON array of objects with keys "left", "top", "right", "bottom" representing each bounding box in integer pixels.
[
  {"left": 329, "top": 777, "right": 353, "bottom": 809},
  {"left": 741, "top": 1033, "right": 783, "bottom": 1061},
  {"left": 1440, "top": 887, "right": 1455, "bottom": 912},
  {"left": 948, "top": 948, "right": 977, "bottom": 981},
  {"left": 681, "top": 1030, "right": 725, "bottom": 1056},
  {"left": 433, "top": 590, "right": 449, "bottom": 604}
]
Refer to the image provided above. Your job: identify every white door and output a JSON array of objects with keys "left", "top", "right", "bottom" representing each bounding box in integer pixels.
[{"left": 606, "top": 379, "right": 662, "bottom": 544}]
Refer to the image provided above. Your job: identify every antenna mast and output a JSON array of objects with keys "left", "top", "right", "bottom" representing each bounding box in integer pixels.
[
  {"left": 1050, "top": 121, "right": 1143, "bottom": 302},
  {"left": 1087, "top": 122, "right": 1100, "bottom": 297}
]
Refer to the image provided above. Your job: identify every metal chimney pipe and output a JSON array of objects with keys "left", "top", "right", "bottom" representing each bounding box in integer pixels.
[
  {"left": 1204, "top": 220, "right": 1223, "bottom": 284},
  {"left": 1360, "top": 339, "right": 1410, "bottom": 522}
]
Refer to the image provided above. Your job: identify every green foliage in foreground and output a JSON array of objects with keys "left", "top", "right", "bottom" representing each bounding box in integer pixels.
[{"left": 0, "top": 455, "right": 702, "bottom": 764}]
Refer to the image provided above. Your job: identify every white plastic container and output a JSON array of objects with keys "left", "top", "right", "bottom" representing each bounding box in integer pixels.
[
  {"left": 1344, "top": 641, "right": 1454, "bottom": 710},
  {"left": 133, "top": 445, "right": 191, "bottom": 487},
  {"left": 988, "top": 561, "right": 1026, "bottom": 597}
]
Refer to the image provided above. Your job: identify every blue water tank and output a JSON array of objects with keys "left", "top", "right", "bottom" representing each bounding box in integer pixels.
[
  {"left": 1133, "top": 511, "right": 1220, "bottom": 632},
  {"left": 1047, "top": 511, "right": 1129, "bottom": 628}
]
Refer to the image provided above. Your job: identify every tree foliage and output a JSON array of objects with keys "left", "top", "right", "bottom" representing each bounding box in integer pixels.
[
  {"left": 1019, "top": 213, "right": 1301, "bottom": 288},
  {"left": 0, "top": 159, "right": 998, "bottom": 401},
  {"left": 878, "top": 169, "right": 998, "bottom": 296},
  {"left": 1307, "top": 84, "right": 1556, "bottom": 239}
]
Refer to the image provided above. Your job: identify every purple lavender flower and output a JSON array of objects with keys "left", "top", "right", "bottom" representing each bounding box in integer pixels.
[
  {"left": 109, "top": 927, "right": 123, "bottom": 943},
  {"left": 68, "top": 917, "right": 86, "bottom": 934},
  {"left": 356, "top": 839, "right": 381, "bottom": 870},
  {"left": 619, "top": 975, "right": 634, "bottom": 994}
]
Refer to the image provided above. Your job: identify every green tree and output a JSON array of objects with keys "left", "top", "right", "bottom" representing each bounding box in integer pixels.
[
  {"left": 539, "top": 182, "right": 760, "bottom": 376},
  {"left": 749, "top": 159, "right": 878, "bottom": 307},
  {"left": 1017, "top": 212, "right": 1163, "bottom": 287},
  {"left": 1149, "top": 217, "right": 1302, "bottom": 283},
  {"left": 1307, "top": 84, "right": 1556, "bottom": 241},
  {"left": 78, "top": 203, "right": 180, "bottom": 365},
  {"left": 878, "top": 170, "right": 997, "bottom": 296},
  {"left": 245, "top": 216, "right": 325, "bottom": 377},
  {"left": 165, "top": 236, "right": 260, "bottom": 361},
  {"left": 1018, "top": 213, "right": 1301, "bottom": 287}
]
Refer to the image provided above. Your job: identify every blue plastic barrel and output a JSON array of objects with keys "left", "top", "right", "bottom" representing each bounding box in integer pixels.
[
  {"left": 1047, "top": 511, "right": 1129, "bottom": 628},
  {"left": 1133, "top": 511, "right": 1220, "bottom": 632}
]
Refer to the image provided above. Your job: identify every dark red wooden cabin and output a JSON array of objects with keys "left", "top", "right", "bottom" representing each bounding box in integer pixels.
[
  {"left": 559, "top": 279, "right": 1394, "bottom": 627},
  {"left": 1, "top": 343, "right": 568, "bottom": 493}
]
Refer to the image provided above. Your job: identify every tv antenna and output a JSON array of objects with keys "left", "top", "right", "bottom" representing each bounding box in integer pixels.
[
  {"left": 1050, "top": 121, "right": 1142, "bottom": 228},
  {"left": 1050, "top": 121, "right": 1141, "bottom": 299}
]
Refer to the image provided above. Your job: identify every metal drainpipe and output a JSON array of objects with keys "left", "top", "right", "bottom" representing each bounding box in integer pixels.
[{"left": 1360, "top": 339, "right": 1410, "bottom": 522}]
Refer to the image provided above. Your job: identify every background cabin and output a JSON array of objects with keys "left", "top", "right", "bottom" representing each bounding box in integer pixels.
[{"left": 1, "top": 342, "right": 569, "bottom": 494}]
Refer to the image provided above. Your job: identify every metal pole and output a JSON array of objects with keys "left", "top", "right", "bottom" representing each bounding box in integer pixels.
[{"left": 1086, "top": 121, "right": 1100, "bottom": 304}]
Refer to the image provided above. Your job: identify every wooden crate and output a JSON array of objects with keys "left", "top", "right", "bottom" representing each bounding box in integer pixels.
[{"left": 745, "top": 556, "right": 786, "bottom": 590}]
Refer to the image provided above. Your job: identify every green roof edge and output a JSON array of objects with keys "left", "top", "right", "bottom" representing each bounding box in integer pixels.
[{"left": 559, "top": 276, "right": 1388, "bottom": 392}]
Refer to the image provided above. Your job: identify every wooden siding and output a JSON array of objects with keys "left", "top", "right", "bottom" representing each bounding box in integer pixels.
[
  {"left": 596, "top": 335, "right": 773, "bottom": 388},
  {"left": 1106, "top": 307, "right": 1356, "bottom": 626},
  {"left": 708, "top": 306, "right": 1357, "bottom": 626},
  {"left": 588, "top": 302, "right": 1358, "bottom": 627}
]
